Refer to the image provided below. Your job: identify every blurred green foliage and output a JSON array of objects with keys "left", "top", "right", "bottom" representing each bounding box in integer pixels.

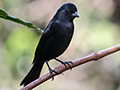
[{"left": 0, "top": 0, "right": 120, "bottom": 90}]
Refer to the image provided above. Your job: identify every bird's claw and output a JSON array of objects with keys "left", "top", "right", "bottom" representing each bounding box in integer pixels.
[
  {"left": 49, "top": 68, "right": 59, "bottom": 80},
  {"left": 64, "top": 61, "right": 73, "bottom": 70},
  {"left": 46, "top": 61, "right": 59, "bottom": 80},
  {"left": 54, "top": 58, "right": 73, "bottom": 70}
]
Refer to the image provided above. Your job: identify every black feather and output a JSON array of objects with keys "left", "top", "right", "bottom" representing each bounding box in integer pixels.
[{"left": 20, "top": 3, "right": 79, "bottom": 86}]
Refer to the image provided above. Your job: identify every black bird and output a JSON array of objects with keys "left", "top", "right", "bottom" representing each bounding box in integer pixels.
[{"left": 20, "top": 3, "right": 79, "bottom": 86}]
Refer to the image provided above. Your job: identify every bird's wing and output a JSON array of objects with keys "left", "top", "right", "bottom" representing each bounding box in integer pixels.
[{"left": 33, "top": 21, "right": 59, "bottom": 63}]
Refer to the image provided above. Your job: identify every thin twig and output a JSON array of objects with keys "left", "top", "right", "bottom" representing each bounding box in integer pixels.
[{"left": 20, "top": 44, "right": 120, "bottom": 90}]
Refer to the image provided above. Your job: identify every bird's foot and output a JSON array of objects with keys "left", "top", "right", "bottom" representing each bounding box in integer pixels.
[
  {"left": 64, "top": 61, "right": 73, "bottom": 70},
  {"left": 46, "top": 61, "right": 59, "bottom": 80},
  {"left": 54, "top": 58, "right": 73, "bottom": 70},
  {"left": 49, "top": 68, "right": 59, "bottom": 80}
]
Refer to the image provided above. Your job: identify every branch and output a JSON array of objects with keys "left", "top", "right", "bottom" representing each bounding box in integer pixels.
[{"left": 20, "top": 44, "right": 120, "bottom": 90}]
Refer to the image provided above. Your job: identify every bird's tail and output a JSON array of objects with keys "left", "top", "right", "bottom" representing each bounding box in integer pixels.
[{"left": 20, "top": 61, "right": 44, "bottom": 86}]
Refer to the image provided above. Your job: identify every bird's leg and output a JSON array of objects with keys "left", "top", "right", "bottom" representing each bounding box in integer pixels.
[
  {"left": 46, "top": 61, "right": 59, "bottom": 80},
  {"left": 54, "top": 58, "right": 73, "bottom": 70}
]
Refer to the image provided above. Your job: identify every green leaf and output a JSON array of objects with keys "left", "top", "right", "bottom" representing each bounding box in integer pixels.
[
  {"left": 0, "top": 9, "right": 43, "bottom": 34},
  {"left": 0, "top": 9, "right": 9, "bottom": 19}
]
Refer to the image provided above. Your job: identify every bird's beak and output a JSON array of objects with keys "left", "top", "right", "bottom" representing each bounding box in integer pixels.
[{"left": 72, "top": 11, "right": 79, "bottom": 18}]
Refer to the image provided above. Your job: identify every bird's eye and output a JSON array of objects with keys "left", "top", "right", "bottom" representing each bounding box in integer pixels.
[{"left": 66, "top": 10, "right": 71, "bottom": 14}]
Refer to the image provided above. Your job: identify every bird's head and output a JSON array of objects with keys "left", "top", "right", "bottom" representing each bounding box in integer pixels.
[{"left": 54, "top": 3, "right": 79, "bottom": 22}]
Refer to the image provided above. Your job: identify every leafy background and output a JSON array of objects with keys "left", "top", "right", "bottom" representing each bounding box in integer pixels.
[{"left": 0, "top": 0, "right": 120, "bottom": 90}]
